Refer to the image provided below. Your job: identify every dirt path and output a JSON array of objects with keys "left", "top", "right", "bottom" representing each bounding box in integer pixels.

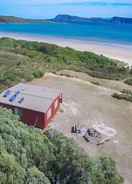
[
  {"left": 56, "top": 70, "right": 132, "bottom": 92},
  {"left": 31, "top": 72, "right": 132, "bottom": 184}
]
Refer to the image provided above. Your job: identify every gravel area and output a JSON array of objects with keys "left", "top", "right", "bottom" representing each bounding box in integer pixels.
[{"left": 31, "top": 73, "right": 132, "bottom": 184}]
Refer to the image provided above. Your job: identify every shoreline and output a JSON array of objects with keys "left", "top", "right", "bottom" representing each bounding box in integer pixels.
[{"left": 0, "top": 32, "right": 132, "bottom": 66}]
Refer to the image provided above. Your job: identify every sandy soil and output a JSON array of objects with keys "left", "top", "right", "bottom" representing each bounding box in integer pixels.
[
  {"left": 31, "top": 72, "right": 132, "bottom": 184},
  {"left": 56, "top": 70, "right": 132, "bottom": 92},
  {"left": 0, "top": 32, "right": 132, "bottom": 66}
]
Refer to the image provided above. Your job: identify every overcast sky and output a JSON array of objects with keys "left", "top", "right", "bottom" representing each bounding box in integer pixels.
[{"left": 0, "top": 0, "right": 132, "bottom": 18}]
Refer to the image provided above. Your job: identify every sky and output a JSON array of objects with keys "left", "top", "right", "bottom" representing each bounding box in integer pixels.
[{"left": 0, "top": 0, "right": 132, "bottom": 18}]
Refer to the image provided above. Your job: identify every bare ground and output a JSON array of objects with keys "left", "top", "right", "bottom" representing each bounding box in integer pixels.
[{"left": 31, "top": 71, "right": 132, "bottom": 184}]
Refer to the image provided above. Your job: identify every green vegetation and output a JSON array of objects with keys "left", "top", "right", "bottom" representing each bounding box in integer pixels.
[
  {"left": 0, "top": 16, "right": 48, "bottom": 23},
  {"left": 0, "top": 37, "right": 131, "bottom": 91},
  {"left": 0, "top": 108, "right": 123, "bottom": 184},
  {"left": 112, "top": 89, "right": 132, "bottom": 102},
  {"left": 124, "top": 78, "right": 132, "bottom": 86},
  {"left": 0, "top": 37, "right": 126, "bottom": 183}
]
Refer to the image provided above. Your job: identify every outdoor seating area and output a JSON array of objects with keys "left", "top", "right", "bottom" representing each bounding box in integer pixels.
[{"left": 71, "top": 123, "right": 117, "bottom": 145}]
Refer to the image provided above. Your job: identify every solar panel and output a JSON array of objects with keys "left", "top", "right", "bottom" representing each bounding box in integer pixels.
[
  {"left": 9, "top": 90, "right": 21, "bottom": 102},
  {"left": 15, "top": 91, "right": 21, "bottom": 96},
  {"left": 9, "top": 95, "right": 16, "bottom": 102},
  {"left": 3, "top": 90, "right": 11, "bottom": 98},
  {"left": 18, "top": 97, "right": 24, "bottom": 104}
]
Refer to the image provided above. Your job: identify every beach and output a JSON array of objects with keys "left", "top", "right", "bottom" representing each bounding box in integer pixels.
[{"left": 0, "top": 32, "right": 132, "bottom": 66}]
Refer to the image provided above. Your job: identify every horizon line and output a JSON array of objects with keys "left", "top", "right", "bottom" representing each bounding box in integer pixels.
[{"left": 0, "top": 14, "right": 132, "bottom": 19}]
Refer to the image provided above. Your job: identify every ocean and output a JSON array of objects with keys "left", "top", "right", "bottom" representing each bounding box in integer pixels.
[{"left": 0, "top": 22, "right": 132, "bottom": 45}]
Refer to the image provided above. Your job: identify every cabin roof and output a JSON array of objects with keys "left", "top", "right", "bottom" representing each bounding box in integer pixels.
[{"left": 0, "top": 83, "right": 61, "bottom": 113}]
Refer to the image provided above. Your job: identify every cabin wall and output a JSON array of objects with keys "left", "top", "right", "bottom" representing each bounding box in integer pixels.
[
  {"left": 45, "top": 96, "right": 61, "bottom": 127},
  {"left": 0, "top": 103, "right": 45, "bottom": 129},
  {"left": 21, "top": 109, "right": 44, "bottom": 129},
  {"left": 0, "top": 93, "right": 63, "bottom": 129}
]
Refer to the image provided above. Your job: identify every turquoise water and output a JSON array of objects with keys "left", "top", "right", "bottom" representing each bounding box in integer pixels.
[{"left": 0, "top": 22, "right": 132, "bottom": 45}]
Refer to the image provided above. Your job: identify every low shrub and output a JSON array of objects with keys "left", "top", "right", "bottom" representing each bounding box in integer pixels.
[{"left": 124, "top": 78, "right": 132, "bottom": 86}]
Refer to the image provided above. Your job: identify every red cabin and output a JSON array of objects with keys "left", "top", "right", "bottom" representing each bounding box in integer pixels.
[{"left": 0, "top": 83, "right": 62, "bottom": 129}]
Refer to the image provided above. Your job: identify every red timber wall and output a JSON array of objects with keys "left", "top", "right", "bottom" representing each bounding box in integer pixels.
[
  {"left": 0, "top": 102, "right": 45, "bottom": 129},
  {"left": 21, "top": 109, "right": 45, "bottom": 129}
]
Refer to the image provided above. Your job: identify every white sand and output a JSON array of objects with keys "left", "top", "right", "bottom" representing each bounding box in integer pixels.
[{"left": 0, "top": 32, "right": 132, "bottom": 66}]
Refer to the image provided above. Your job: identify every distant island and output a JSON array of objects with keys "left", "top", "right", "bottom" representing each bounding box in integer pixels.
[{"left": 0, "top": 14, "right": 132, "bottom": 24}]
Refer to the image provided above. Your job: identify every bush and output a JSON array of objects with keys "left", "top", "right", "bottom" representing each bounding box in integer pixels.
[
  {"left": 124, "top": 78, "right": 132, "bottom": 86},
  {"left": 32, "top": 69, "right": 44, "bottom": 78},
  {"left": 0, "top": 37, "right": 131, "bottom": 91},
  {"left": 112, "top": 89, "right": 132, "bottom": 102},
  {"left": 0, "top": 108, "right": 123, "bottom": 184}
]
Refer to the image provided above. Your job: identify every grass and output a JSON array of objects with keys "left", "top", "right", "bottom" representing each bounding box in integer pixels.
[{"left": 112, "top": 89, "right": 132, "bottom": 102}]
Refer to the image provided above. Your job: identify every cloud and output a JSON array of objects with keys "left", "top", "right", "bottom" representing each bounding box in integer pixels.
[
  {"left": 1, "top": 0, "right": 132, "bottom": 18},
  {"left": 1, "top": 0, "right": 86, "bottom": 5},
  {"left": 60, "top": 1, "right": 132, "bottom": 6},
  {"left": 2, "top": 0, "right": 132, "bottom": 6}
]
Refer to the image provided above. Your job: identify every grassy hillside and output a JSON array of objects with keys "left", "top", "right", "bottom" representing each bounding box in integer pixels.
[
  {"left": 0, "top": 108, "right": 123, "bottom": 184},
  {"left": 0, "top": 16, "right": 29, "bottom": 23},
  {"left": 0, "top": 37, "right": 131, "bottom": 91},
  {"left": 0, "top": 16, "right": 48, "bottom": 23}
]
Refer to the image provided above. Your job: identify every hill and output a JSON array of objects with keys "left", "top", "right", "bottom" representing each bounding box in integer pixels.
[
  {"left": 0, "top": 16, "right": 48, "bottom": 23},
  {"left": 0, "top": 108, "right": 123, "bottom": 183},
  {"left": 51, "top": 15, "right": 132, "bottom": 25},
  {"left": 0, "top": 15, "right": 132, "bottom": 24}
]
